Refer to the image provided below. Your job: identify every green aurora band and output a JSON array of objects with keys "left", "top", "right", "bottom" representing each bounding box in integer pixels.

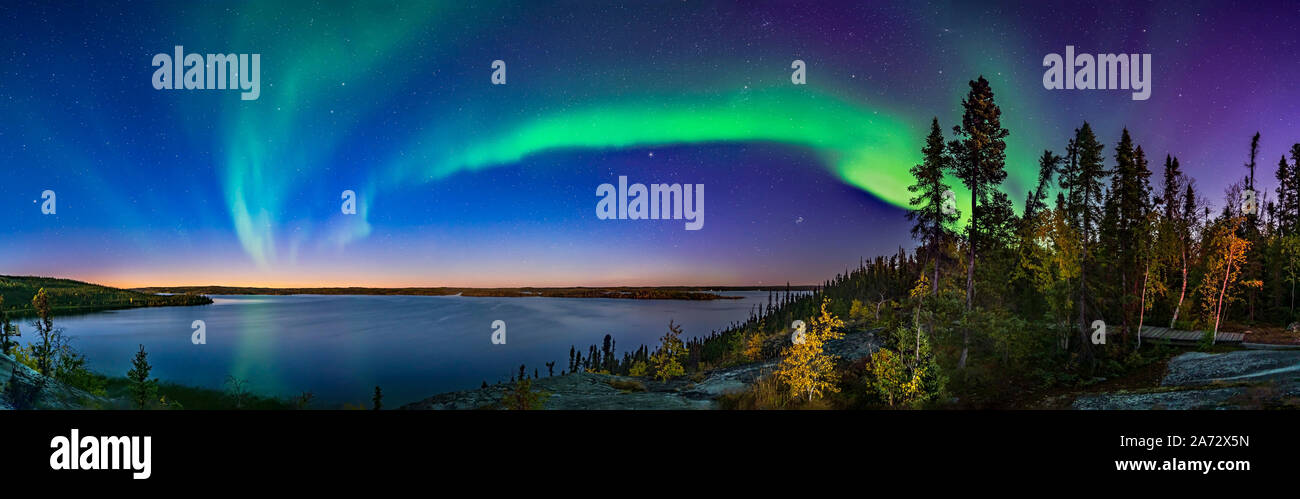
[
  {"left": 224, "top": 84, "right": 1024, "bottom": 268},
  {"left": 211, "top": 4, "right": 1041, "bottom": 270},
  {"left": 373, "top": 88, "right": 923, "bottom": 212}
]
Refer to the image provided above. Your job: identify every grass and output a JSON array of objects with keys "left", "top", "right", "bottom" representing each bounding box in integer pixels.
[
  {"left": 92, "top": 374, "right": 299, "bottom": 410},
  {"left": 716, "top": 373, "right": 833, "bottom": 410},
  {"left": 606, "top": 379, "right": 646, "bottom": 392}
]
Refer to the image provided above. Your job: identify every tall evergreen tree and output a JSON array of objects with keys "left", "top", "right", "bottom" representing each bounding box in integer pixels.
[
  {"left": 947, "top": 76, "right": 1009, "bottom": 368},
  {"left": 1240, "top": 134, "right": 1268, "bottom": 320},
  {"left": 907, "top": 117, "right": 958, "bottom": 297},
  {"left": 1109, "top": 131, "right": 1153, "bottom": 341},
  {"left": 1246, "top": 132, "right": 1261, "bottom": 191},
  {"left": 1025, "top": 150, "right": 1062, "bottom": 222},
  {"left": 1277, "top": 155, "right": 1295, "bottom": 235},
  {"left": 1062, "top": 123, "right": 1107, "bottom": 367},
  {"left": 1283, "top": 144, "right": 1300, "bottom": 235},
  {"left": 1161, "top": 154, "right": 1183, "bottom": 222},
  {"left": 127, "top": 344, "right": 157, "bottom": 410},
  {"left": 1059, "top": 137, "right": 1082, "bottom": 227}
]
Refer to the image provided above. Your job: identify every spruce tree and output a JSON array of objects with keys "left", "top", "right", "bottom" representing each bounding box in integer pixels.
[
  {"left": 127, "top": 344, "right": 157, "bottom": 410},
  {"left": 1161, "top": 155, "right": 1183, "bottom": 222},
  {"left": 1239, "top": 134, "right": 1266, "bottom": 320},
  {"left": 1246, "top": 132, "right": 1261, "bottom": 190},
  {"left": 907, "top": 117, "right": 958, "bottom": 297},
  {"left": 947, "top": 76, "right": 1009, "bottom": 368},
  {"left": 1066, "top": 123, "right": 1108, "bottom": 367},
  {"left": 1276, "top": 155, "right": 1294, "bottom": 235},
  {"left": 1026, "top": 150, "right": 1062, "bottom": 222},
  {"left": 1058, "top": 137, "right": 1082, "bottom": 227},
  {"left": 1109, "top": 131, "right": 1152, "bottom": 342},
  {"left": 1282, "top": 143, "right": 1300, "bottom": 235}
]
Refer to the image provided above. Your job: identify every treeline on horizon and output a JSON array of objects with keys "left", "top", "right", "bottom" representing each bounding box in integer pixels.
[
  {"left": 130, "top": 285, "right": 820, "bottom": 300},
  {"left": 0, "top": 276, "right": 212, "bottom": 317},
  {"left": 551, "top": 75, "right": 1300, "bottom": 408}
]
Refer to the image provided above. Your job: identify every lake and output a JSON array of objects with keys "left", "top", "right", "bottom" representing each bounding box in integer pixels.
[{"left": 47, "top": 292, "right": 775, "bottom": 407}]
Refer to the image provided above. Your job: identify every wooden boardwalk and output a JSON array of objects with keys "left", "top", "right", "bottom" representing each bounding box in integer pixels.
[{"left": 1139, "top": 326, "right": 1244, "bottom": 344}]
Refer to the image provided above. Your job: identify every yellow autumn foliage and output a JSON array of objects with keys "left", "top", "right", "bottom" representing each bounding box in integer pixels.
[{"left": 775, "top": 298, "right": 845, "bottom": 402}]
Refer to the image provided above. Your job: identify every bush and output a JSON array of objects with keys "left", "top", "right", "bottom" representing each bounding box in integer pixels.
[
  {"left": 1197, "top": 330, "right": 1215, "bottom": 351},
  {"left": 650, "top": 321, "right": 688, "bottom": 381},
  {"left": 500, "top": 378, "right": 550, "bottom": 410},
  {"left": 743, "top": 332, "right": 764, "bottom": 361},
  {"left": 9, "top": 345, "right": 40, "bottom": 372},
  {"left": 2, "top": 364, "right": 45, "bottom": 410},
  {"left": 628, "top": 360, "right": 648, "bottom": 377},
  {"left": 606, "top": 379, "right": 646, "bottom": 392},
  {"left": 53, "top": 350, "right": 107, "bottom": 397}
]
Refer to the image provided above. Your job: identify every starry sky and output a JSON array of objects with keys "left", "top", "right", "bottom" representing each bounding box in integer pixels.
[{"left": 2, "top": 1, "right": 1298, "bottom": 288}]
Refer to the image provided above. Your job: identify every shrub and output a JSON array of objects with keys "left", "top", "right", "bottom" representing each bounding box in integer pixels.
[
  {"left": 628, "top": 360, "right": 648, "bottom": 377},
  {"left": 743, "top": 332, "right": 764, "bottom": 361},
  {"left": 650, "top": 321, "right": 688, "bottom": 381},
  {"left": 607, "top": 379, "right": 646, "bottom": 392},
  {"left": 500, "top": 378, "right": 550, "bottom": 410},
  {"left": 53, "top": 350, "right": 106, "bottom": 397},
  {"left": 775, "top": 298, "right": 845, "bottom": 402}
]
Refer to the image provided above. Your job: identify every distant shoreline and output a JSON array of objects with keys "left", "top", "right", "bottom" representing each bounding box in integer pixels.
[
  {"left": 1, "top": 275, "right": 214, "bottom": 318},
  {"left": 132, "top": 285, "right": 820, "bottom": 301}
]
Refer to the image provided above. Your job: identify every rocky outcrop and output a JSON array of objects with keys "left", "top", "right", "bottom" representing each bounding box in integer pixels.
[
  {"left": 401, "top": 328, "right": 881, "bottom": 410},
  {"left": 0, "top": 352, "right": 111, "bottom": 410},
  {"left": 1072, "top": 349, "right": 1300, "bottom": 410},
  {"left": 1161, "top": 350, "right": 1300, "bottom": 386},
  {"left": 399, "top": 372, "right": 716, "bottom": 410}
]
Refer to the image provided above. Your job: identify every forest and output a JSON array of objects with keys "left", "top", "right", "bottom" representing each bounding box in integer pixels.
[
  {"left": 559, "top": 75, "right": 1300, "bottom": 409},
  {"left": 0, "top": 276, "right": 212, "bottom": 317}
]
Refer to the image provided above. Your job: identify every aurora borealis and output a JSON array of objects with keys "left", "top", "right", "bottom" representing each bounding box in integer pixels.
[{"left": 3, "top": 1, "right": 1299, "bottom": 287}]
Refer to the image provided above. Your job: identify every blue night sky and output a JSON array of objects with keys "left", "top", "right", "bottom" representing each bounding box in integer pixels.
[{"left": 1, "top": 1, "right": 1298, "bottom": 287}]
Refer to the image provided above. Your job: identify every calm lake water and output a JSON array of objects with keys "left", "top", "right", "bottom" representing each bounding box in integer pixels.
[{"left": 48, "top": 293, "right": 772, "bottom": 407}]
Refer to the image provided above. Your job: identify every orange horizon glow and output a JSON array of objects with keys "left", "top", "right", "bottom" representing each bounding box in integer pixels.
[{"left": 60, "top": 271, "right": 813, "bottom": 290}]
